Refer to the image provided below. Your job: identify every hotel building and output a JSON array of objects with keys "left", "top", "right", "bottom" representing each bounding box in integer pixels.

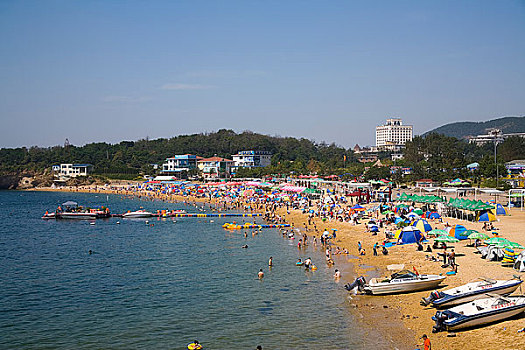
[{"left": 375, "top": 118, "right": 413, "bottom": 151}]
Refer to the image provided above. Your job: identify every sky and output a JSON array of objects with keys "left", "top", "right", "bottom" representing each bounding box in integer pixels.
[{"left": 1, "top": 0, "right": 524, "bottom": 149}]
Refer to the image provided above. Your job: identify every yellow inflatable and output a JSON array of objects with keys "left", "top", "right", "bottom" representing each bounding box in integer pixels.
[{"left": 188, "top": 342, "right": 202, "bottom": 350}]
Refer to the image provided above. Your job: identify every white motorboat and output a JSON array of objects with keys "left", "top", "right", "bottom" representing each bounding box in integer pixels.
[
  {"left": 346, "top": 270, "right": 446, "bottom": 295},
  {"left": 421, "top": 277, "right": 523, "bottom": 308},
  {"left": 432, "top": 294, "right": 525, "bottom": 332},
  {"left": 122, "top": 210, "right": 154, "bottom": 218}
]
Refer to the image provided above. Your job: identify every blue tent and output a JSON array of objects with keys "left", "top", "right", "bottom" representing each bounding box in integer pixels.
[
  {"left": 351, "top": 204, "right": 365, "bottom": 210},
  {"left": 397, "top": 227, "right": 424, "bottom": 245},
  {"left": 449, "top": 224, "right": 468, "bottom": 240},
  {"left": 413, "top": 219, "right": 432, "bottom": 232},
  {"left": 476, "top": 210, "right": 496, "bottom": 222},
  {"left": 495, "top": 203, "right": 507, "bottom": 215}
]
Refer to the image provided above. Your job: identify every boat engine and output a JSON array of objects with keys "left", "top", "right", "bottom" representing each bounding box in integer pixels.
[
  {"left": 432, "top": 311, "right": 448, "bottom": 333},
  {"left": 345, "top": 276, "right": 367, "bottom": 293},
  {"left": 421, "top": 290, "right": 444, "bottom": 306}
]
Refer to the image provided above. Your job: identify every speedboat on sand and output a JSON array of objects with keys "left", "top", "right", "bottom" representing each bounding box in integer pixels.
[
  {"left": 345, "top": 270, "right": 446, "bottom": 295},
  {"left": 432, "top": 294, "right": 525, "bottom": 332},
  {"left": 123, "top": 210, "right": 154, "bottom": 218},
  {"left": 421, "top": 277, "right": 523, "bottom": 308}
]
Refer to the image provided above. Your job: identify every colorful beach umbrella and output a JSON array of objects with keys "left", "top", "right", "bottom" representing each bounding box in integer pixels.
[
  {"left": 484, "top": 237, "right": 510, "bottom": 245},
  {"left": 435, "top": 236, "right": 460, "bottom": 243},
  {"left": 467, "top": 231, "right": 490, "bottom": 240},
  {"left": 428, "top": 229, "right": 448, "bottom": 237},
  {"left": 495, "top": 241, "right": 525, "bottom": 249}
]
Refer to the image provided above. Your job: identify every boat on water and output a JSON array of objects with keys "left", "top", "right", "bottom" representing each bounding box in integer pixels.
[
  {"left": 123, "top": 210, "right": 154, "bottom": 218},
  {"left": 421, "top": 277, "right": 522, "bottom": 308},
  {"left": 432, "top": 294, "right": 525, "bottom": 332},
  {"left": 42, "top": 201, "right": 110, "bottom": 220},
  {"left": 345, "top": 270, "right": 446, "bottom": 295}
]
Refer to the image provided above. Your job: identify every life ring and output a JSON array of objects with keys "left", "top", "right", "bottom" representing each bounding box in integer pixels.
[
  {"left": 296, "top": 262, "right": 304, "bottom": 266},
  {"left": 188, "top": 343, "right": 202, "bottom": 350},
  {"left": 312, "top": 265, "right": 318, "bottom": 271}
]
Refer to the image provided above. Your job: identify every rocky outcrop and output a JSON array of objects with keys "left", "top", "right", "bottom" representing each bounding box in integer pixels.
[
  {"left": 0, "top": 172, "right": 54, "bottom": 189},
  {"left": 0, "top": 174, "right": 23, "bottom": 189}
]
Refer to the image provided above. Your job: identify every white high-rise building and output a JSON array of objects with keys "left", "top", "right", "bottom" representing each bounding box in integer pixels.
[{"left": 376, "top": 118, "right": 413, "bottom": 151}]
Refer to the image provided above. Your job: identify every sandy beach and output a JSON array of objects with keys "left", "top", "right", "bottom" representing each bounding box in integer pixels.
[{"left": 33, "top": 184, "right": 525, "bottom": 349}]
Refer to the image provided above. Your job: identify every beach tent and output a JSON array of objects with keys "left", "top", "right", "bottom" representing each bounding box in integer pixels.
[
  {"left": 486, "top": 245, "right": 504, "bottom": 261},
  {"left": 396, "top": 227, "right": 424, "bottom": 245},
  {"left": 476, "top": 209, "right": 496, "bottom": 222},
  {"left": 351, "top": 204, "right": 366, "bottom": 211},
  {"left": 428, "top": 212, "right": 441, "bottom": 219},
  {"left": 406, "top": 212, "right": 420, "bottom": 220},
  {"left": 413, "top": 219, "right": 432, "bottom": 232},
  {"left": 448, "top": 224, "right": 469, "bottom": 240},
  {"left": 495, "top": 203, "right": 507, "bottom": 216},
  {"left": 514, "top": 252, "right": 525, "bottom": 272}
]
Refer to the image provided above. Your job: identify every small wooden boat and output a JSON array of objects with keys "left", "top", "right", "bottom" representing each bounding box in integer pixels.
[
  {"left": 432, "top": 294, "right": 525, "bottom": 332},
  {"left": 421, "top": 277, "right": 522, "bottom": 308}
]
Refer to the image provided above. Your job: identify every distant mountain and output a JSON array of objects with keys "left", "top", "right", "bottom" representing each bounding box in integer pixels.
[{"left": 424, "top": 115, "right": 525, "bottom": 139}]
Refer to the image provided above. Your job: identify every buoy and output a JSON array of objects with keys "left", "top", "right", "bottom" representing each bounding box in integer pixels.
[
  {"left": 116, "top": 221, "right": 120, "bottom": 224},
  {"left": 90, "top": 222, "right": 95, "bottom": 225}
]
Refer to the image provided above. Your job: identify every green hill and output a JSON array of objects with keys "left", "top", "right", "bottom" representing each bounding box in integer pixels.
[{"left": 425, "top": 115, "right": 525, "bottom": 139}]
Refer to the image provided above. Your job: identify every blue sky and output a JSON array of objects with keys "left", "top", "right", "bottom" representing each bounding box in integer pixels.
[{"left": 1, "top": 0, "right": 524, "bottom": 148}]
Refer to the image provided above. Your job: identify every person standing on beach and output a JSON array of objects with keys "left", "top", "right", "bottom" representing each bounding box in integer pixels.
[{"left": 422, "top": 334, "right": 431, "bottom": 350}]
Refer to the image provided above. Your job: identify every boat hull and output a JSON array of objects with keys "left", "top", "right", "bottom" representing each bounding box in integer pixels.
[
  {"left": 366, "top": 276, "right": 446, "bottom": 295},
  {"left": 56, "top": 213, "right": 98, "bottom": 219},
  {"left": 444, "top": 305, "right": 525, "bottom": 331},
  {"left": 123, "top": 211, "right": 153, "bottom": 218},
  {"left": 432, "top": 282, "right": 522, "bottom": 308}
]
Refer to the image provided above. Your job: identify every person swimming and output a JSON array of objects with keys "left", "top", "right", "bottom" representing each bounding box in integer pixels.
[
  {"left": 258, "top": 269, "right": 264, "bottom": 278},
  {"left": 268, "top": 256, "right": 273, "bottom": 266},
  {"left": 304, "top": 257, "right": 312, "bottom": 269}
]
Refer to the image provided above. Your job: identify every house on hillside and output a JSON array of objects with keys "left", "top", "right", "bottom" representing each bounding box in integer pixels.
[
  {"left": 161, "top": 154, "right": 201, "bottom": 173},
  {"left": 231, "top": 151, "right": 272, "bottom": 173},
  {"left": 52, "top": 164, "right": 93, "bottom": 178},
  {"left": 197, "top": 157, "right": 234, "bottom": 179}
]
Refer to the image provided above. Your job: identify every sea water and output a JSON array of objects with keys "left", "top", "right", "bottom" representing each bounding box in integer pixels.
[{"left": 0, "top": 191, "right": 369, "bottom": 349}]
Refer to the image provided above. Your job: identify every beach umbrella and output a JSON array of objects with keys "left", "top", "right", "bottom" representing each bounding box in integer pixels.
[
  {"left": 413, "top": 209, "right": 424, "bottom": 215},
  {"left": 428, "top": 229, "right": 448, "bottom": 237},
  {"left": 435, "top": 236, "right": 460, "bottom": 243},
  {"left": 495, "top": 241, "right": 525, "bottom": 249},
  {"left": 467, "top": 231, "right": 490, "bottom": 240},
  {"left": 484, "top": 237, "right": 510, "bottom": 245},
  {"left": 383, "top": 210, "right": 394, "bottom": 215}
]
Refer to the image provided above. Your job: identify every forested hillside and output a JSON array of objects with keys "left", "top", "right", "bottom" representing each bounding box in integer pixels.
[
  {"left": 0, "top": 129, "right": 354, "bottom": 176},
  {"left": 425, "top": 116, "right": 525, "bottom": 139}
]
